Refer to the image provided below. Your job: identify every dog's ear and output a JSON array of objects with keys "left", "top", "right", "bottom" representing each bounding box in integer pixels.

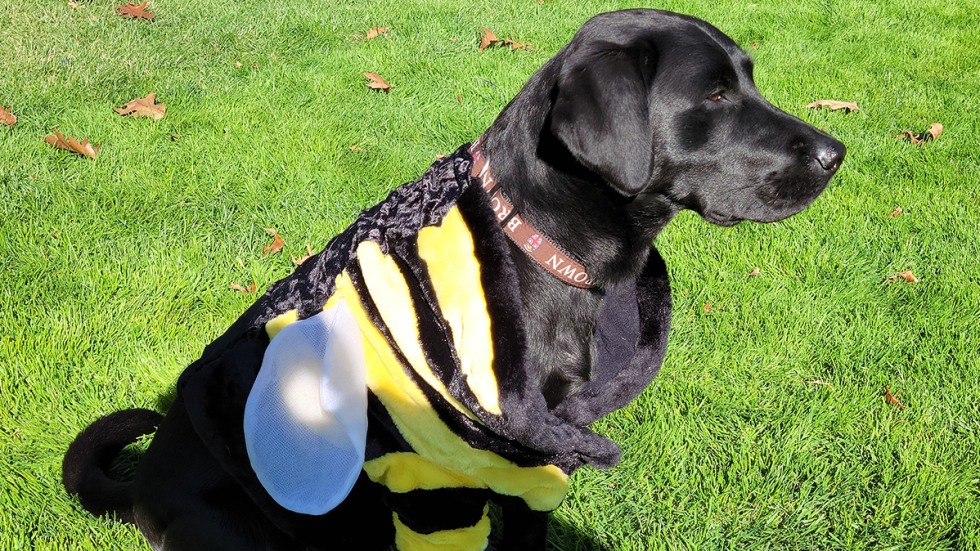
[{"left": 549, "top": 43, "right": 657, "bottom": 196}]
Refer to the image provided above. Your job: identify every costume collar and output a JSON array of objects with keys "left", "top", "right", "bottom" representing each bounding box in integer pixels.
[{"left": 469, "top": 138, "right": 593, "bottom": 289}]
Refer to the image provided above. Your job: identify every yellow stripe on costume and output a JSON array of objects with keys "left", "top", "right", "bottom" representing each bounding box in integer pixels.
[
  {"left": 332, "top": 269, "right": 569, "bottom": 512},
  {"left": 394, "top": 506, "right": 491, "bottom": 551},
  {"left": 264, "top": 309, "right": 299, "bottom": 340},
  {"left": 364, "top": 452, "right": 567, "bottom": 513},
  {"left": 416, "top": 207, "right": 501, "bottom": 416},
  {"left": 355, "top": 241, "right": 476, "bottom": 421}
]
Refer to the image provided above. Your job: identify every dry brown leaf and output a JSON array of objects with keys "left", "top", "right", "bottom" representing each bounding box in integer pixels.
[
  {"left": 479, "top": 27, "right": 499, "bottom": 51},
  {"left": 44, "top": 130, "right": 100, "bottom": 159},
  {"left": 884, "top": 386, "right": 905, "bottom": 409},
  {"left": 479, "top": 27, "right": 531, "bottom": 52},
  {"left": 886, "top": 206, "right": 903, "bottom": 219},
  {"left": 230, "top": 281, "right": 257, "bottom": 294},
  {"left": 263, "top": 227, "right": 285, "bottom": 256},
  {"left": 68, "top": 0, "right": 84, "bottom": 9},
  {"left": 292, "top": 244, "right": 314, "bottom": 266},
  {"left": 748, "top": 267, "right": 761, "bottom": 277},
  {"left": 364, "top": 72, "right": 391, "bottom": 93},
  {"left": 349, "top": 145, "right": 364, "bottom": 152},
  {"left": 806, "top": 100, "right": 861, "bottom": 112},
  {"left": 366, "top": 27, "right": 390, "bottom": 40},
  {"left": 0, "top": 104, "right": 16, "bottom": 126},
  {"left": 114, "top": 92, "right": 166, "bottom": 120},
  {"left": 703, "top": 302, "right": 712, "bottom": 312},
  {"left": 887, "top": 269, "right": 919, "bottom": 283},
  {"left": 115, "top": 1, "right": 154, "bottom": 20},
  {"left": 899, "top": 122, "right": 943, "bottom": 145}
]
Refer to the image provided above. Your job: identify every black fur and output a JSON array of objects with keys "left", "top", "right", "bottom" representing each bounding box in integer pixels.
[{"left": 63, "top": 9, "right": 843, "bottom": 550}]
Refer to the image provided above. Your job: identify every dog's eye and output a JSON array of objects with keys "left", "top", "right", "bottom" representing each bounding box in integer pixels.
[{"left": 708, "top": 91, "right": 724, "bottom": 102}]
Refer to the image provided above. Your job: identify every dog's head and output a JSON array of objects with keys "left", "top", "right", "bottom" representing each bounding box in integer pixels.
[{"left": 548, "top": 9, "right": 845, "bottom": 226}]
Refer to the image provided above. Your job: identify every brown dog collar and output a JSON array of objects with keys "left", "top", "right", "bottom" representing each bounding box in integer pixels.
[{"left": 469, "top": 138, "right": 593, "bottom": 289}]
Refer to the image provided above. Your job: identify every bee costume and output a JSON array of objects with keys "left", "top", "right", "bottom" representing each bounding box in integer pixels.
[{"left": 176, "top": 141, "right": 671, "bottom": 550}]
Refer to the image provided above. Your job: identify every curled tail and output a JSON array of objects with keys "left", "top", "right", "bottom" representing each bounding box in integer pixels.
[{"left": 62, "top": 408, "right": 163, "bottom": 524}]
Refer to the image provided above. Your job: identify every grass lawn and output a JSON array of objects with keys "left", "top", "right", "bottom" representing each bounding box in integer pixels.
[{"left": 2, "top": 0, "right": 978, "bottom": 549}]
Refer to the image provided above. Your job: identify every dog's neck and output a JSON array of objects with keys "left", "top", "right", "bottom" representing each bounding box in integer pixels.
[
  {"left": 470, "top": 138, "right": 595, "bottom": 289},
  {"left": 478, "top": 123, "right": 679, "bottom": 289}
]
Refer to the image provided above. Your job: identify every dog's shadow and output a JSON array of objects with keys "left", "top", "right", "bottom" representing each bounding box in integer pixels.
[{"left": 148, "top": 389, "right": 610, "bottom": 551}]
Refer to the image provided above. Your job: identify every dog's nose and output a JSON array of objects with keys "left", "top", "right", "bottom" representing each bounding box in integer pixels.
[{"left": 814, "top": 140, "right": 846, "bottom": 172}]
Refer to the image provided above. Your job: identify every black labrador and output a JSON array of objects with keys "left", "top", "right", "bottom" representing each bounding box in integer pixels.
[{"left": 63, "top": 9, "right": 844, "bottom": 550}]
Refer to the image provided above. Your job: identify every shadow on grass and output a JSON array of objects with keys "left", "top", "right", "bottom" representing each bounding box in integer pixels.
[
  {"left": 545, "top": 515, "right": 613, "bottom": 551},
  {"left": 482, "top": 503, "right": 611, "bottom": 551}
]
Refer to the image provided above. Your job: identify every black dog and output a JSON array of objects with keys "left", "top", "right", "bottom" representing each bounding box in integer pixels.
[{"left": 63, "top": 9, "right": 843, "bottom": 550}]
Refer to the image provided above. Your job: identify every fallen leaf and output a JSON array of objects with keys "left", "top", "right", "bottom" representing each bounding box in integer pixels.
[
  {"left": 806, "top": 100, "right": 861, "bottom": 112},
  {"left": 263, "top": 227, "right": 285, "bottom": 256},
  {"left": 68, "top": 0, "right": 84, "bottom": 9},
  {"left": 292, "top": 244, "right": 314, "bottom": 266},
  {"left": 703, "top": 302, "right": 712, "bottom": 312},
  {"left": 748, "top": 267, "right": 761, "bottom": 277},
  {"left": 44, "top": 130, "right": 100, "bottom": 159},
  {"left": 809, "top": 380, "right": 834, "bottom": 388},
  {"left": 115, "top": 1, "right": 154, "bottom": 20},
  {"left": 349, "top": 145, "right": 364, "bottom": 152},
  {"left": 235, "top": 60, "right": 243, "bottom": 68},
  {"left": 114, "top": 92, "right": 166, "bottom": 120},
  {"left": 365, "top": 26, "right": 390, "bottom": 40},
  {"left": 230, "top": 281, "right": 257, "bottom": 294},
  {"left": 479, "top": 27, "right": 531, "bottom": 52},
  {"left": 0, "top": 104, "right": 16, "bottom": 126},
  {"left": 899, "top": 122, "right": 943, "bottom": 145},
  {"left": 887, "top": 269, "right": 919, "bottom": 283},
  {"left": 884, "top": 386, "right": 905, "bottom": 409},
  {"left": 449, "top": 36, "right": 458, "bottom": 42},
  {"left": 455, "top": 95, "right": 463, "bottom": 104},
  {"left": 364, "top": 72, "right": 391, "bottom": 93},
  {"left": 479, "top": 27, "right": 499, "bottom": 51},
  {"left": 885, "top": 206, "right": 903, "bottom": 219}
]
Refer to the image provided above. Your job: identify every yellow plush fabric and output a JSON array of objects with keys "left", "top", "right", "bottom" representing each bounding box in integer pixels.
[
  {"left": 416, "top": 208, "right": 500, "bottom": 415},
  {"left": 393, "top": 507, "right": 491, "bottom": 551}
]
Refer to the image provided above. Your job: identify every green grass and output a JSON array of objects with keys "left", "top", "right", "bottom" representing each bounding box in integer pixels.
[{"left": 2, "top": 0, "right": 978, "bottom": 549}]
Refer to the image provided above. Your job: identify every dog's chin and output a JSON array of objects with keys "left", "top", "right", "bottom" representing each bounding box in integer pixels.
[
  {"left": 700, "top": 201, "right": 815, "bottom": 227},
  {"left": 700, "top": 210, "right": 743, "bottom": 227}
]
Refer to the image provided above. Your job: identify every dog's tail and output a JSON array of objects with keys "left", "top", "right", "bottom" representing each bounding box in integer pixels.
[{"left": 62, "top": 408, "right": 163, "bottom": 524}]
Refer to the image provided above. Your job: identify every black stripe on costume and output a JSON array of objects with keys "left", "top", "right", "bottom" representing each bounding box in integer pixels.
[
  {"left": 385, "top": 486, "right": 490, "bottom": 535},
  {"left": 364, "top": 391, "right": 414, "bottom": 461},
  {"left": 345, "top": 255, "right": 555, "bottom": 468}
]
